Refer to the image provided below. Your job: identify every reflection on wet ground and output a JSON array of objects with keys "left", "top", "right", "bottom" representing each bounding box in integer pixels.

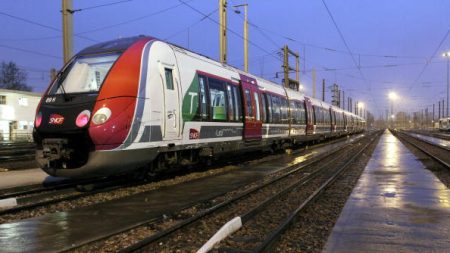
[
  {"left": 324, "top": 130, "right": 450, "bottom": 253},
  {"left": 409, "top": 132, "right": 450, "bottom": 149}
]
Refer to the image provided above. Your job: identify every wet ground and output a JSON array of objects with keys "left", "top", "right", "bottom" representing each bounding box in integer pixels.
[
  {"left": 323, "top": 130, "right": 450, "bottom": 252},
  {"left": 0, "top": 135, "right": 364, "bottom": 253},
  {"left": 407, "top": 132, "right": 450, "bottom": 149}
]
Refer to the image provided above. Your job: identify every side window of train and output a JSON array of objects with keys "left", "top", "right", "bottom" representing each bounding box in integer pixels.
[
  {"left": 226, "top": 84, "right": 235, "bottom": 121},
  {"left": 232, "top": 85, "right": 242, "bottom": 121},
  {"left": 312, "top": 106, "right": 316, "bottom": 125},
  {"left": 244, "top": 89, "right": 253, "bottom": 119},
  {"left": 208, "top": 78, "right": 227, "bottom": 121},
  {"left": 164, "top": 68, "right": 174, "bottom": 90},
  {"left": 281, "top": 98, "right": 288, "bottom": 123},
  {"left": 297, "top": 102, "right": 306, "bottom": 125},
  {"left": 264, "top": 93, "right": 272, "bottom": 123},
  {"left": 199, "top": 75, "right": 209, "bottom": 121},
  {"left": 253, "top": 91, "right": 261, "bottom": 121},
  {"left": 290, "top": 101, "right": 297, "bottom": 124},
  {"left": 260, "top": 93, "right": 266, "bottom": 123},
  {"left": 271, "top": 95, "right": 281, "bottom": 123}
]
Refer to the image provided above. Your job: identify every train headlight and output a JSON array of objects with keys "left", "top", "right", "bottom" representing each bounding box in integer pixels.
[
  {"left": 35, "top": 111, "right": 42, "bottom": 127},
  {"left": 76, "top": 110, "right": 91, "bottom": 127},
  {"left": 92, "top": 107, "right": 112, "bottom": 125}
]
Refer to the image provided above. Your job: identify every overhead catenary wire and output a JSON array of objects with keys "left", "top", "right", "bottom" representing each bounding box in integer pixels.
[
  {"left": 74, "top": 0, "right": 134, "bottom": 12},
  {"left": 0, "top": 44, "right": 61, "bottom": 60},
  {"left": 163, "top": 8, "right": 219, "bottom": 41},
  {"left": 178, "top": 0, "right": 284, "bottom": 65},
  {"left": 0, "top": 11, "right": 97, "bottom": 43},
  {"left": 408, "top": 29, "right": 450, "bottom": 91},
  {"left": 76, "top": 1, "right": 193, "bottom": 35}
]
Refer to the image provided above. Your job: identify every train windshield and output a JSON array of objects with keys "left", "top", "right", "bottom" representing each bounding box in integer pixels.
[{"left": 50, "top": 54, "right": 120, "bottom": 94}]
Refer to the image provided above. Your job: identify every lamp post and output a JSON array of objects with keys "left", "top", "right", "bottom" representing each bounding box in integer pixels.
[
  {"left": 358, "top": 102, "right": 365, "bottom": 119},
  {"left": 233, "top": 4, "right": 248, "bottom": 72},
  {"left": 388, "top": 92, "right": 398, "bottom": 128},
  {"left": 443, "top": 51, "right": 450, "bottom": 117}
]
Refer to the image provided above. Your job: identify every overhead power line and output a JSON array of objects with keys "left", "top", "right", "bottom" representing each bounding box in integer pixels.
[
  {"left": 321, "top": 0, "right": 381, "bottom": 115},
  {"left": 75, "top": 0, "right": 133, "bottom": 12},
  {"left": 408, "top": 29, "right": 450, "bottom": 91},
  {"left": 178, "top": 0, "right": 283, "bottom": 65},
  {"left": 163, "top": 8, "right": 218, "bottom": 41},
  {"left": 0, "top": 11, "right": 97, "bottom": 42},
  {"left": 77, "top": 1, "right": 192, "bottom": 35},
  {"left": 0, "top": 44, "right": 61, "bottom": 59}
]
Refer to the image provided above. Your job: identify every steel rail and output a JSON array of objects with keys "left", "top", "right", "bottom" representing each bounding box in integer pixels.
[
  {"left": 393, "top": 130, "right": 450, "bottom": 169},
  {"left": 117, "top": 132, "right": 378, "bottom": 253}
]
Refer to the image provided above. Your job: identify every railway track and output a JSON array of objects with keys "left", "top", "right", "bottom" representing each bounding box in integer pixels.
[
  {"left": 0, "top": 142, "right": 35, "bottom": 162},
  {"left": 393, "top": 130, "right": 450, "bottom": 169},
  {"left": 0, "top": 178, "right": 135, "bottom": 217},
  {"left": 72, "top": 131, "right": 377, "bottom": 253},
  {"left": 408, "top": 129, "right": 450, "bottom": 141},
  {"left": 0, "top": 133, "right": 364, "bottom": 221}
]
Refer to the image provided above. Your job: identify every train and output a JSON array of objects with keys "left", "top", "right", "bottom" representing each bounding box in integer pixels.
[
  {"left": 438, "top": 117, "right": 450, "bottom": 131},
  {"left": 33, "top": 36, "right": 366, "bottom": 179}
]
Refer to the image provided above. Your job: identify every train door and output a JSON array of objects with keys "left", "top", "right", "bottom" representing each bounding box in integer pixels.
[
  {"left": 304, "top": 97, "right": 314, "bottom": 135},
  {"left": 161, "top": 65, "right": 181, "bottom": 140},
  {"left": 239, "top": 74, "right": 262, "bottom": 140}
]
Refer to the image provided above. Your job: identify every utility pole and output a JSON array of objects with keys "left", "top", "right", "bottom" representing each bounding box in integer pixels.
[
  {"left": 439, "top": 101, "right": 441, "bottom": 119},
  {"left": 62, "top": 0, "right": 73, "bottom": 64},
  {"left": 331, "top": 83, "right": 339, "bottom": 106},
  {"left": 348, "top": 97, "right": 350, "bottom": 112},
  {"left": 50, "top": 68, "right": 57, "bottom": 81},
  {"left": 322, "top": 79, "right": 325, "bottom": 101},
  {"left": 282, "top": 45, "right": 300, "bottom": 91},
  {"left": 433, "top": 103, "right": 435, "bottom": 122},
  {"left": 312, "top": 68, "right": 316, "bottom": 98},
  {"left": 233, "top": 4, "right": 248, "bottom": 72},
  {"left": 219, "top": 0, "right": 227, "bottom": 64},
  {"left": 444, "top": 52, "right": 450, "bottom": 117}
]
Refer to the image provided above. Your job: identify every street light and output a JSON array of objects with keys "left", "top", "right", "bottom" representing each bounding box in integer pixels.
[
  {"left": 358, "top": 102, "right": 365, "bottom": 118},
  {"left": 443, "top": 51, "right": 450, "bottom": 117},
  {"left": 233, "top": 4, "right": 249, "bottom": 72},
  {"left": 388, "top": 91, "right": 398, "bottom": 128}
]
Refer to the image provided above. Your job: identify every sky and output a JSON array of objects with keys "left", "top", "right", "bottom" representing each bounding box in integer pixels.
[{"left": 0, "top": 0, "right": 450, "bottom": 118}]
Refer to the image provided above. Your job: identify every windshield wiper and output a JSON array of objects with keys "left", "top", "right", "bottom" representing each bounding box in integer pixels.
[{"left": 55, "top": 71, "right": 70, "bottom": 102}]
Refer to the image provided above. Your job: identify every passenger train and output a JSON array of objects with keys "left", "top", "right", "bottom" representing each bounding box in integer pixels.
[{"left": 33, "top": 36, "right": 366, "bottom": 179}]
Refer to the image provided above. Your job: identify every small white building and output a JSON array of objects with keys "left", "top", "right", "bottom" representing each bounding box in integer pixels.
[{"left": 0, "top": 89, "right": 42, "bottom": 141}]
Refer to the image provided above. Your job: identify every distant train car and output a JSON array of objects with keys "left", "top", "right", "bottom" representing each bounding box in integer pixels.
[
  {"left": 33, "top": 36, "right": 364, "bottom": 179},
  {"left": 439, "top": 118, "right": 450, "bottom": 131}
]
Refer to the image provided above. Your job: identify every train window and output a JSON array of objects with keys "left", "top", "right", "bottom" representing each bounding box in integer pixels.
[
  {"left": 209, "top": 78, "right": 227, "bottom": 121},
  {"left": 281, "top": 98, "right": 289, "bottom": 123},
  {"left": 253, "top": 92, "right": 261, "bottom": 121},
  {"left": 226, "top": 84, "right": 235, "bottom": 121},
  {"left": 164, "top": 68, "right": 174, "bottom": 90},
  {"left": 290, "top": 101, "right": 297, "bottom": 124},
  {"left": 271, "top": 95, "right": 281, "bottom": 123},
  {"left": 296, "top": 102, "right": 305, "bottom": 125},
  {"left": 0, "top": 95, "right": 6, "bottom": 105},
  {"left": 264, "top": 94, "right": 272, "bottom": 123},
  {"left": 50, "top": 54, "right": 120, "bottom": 94},
  {"left": 260, "top": 93, "right": 266, "bottom": 123},
  {"left": 232, "top": 86, "right": 242, "bottom": 121},
  {"left": 199, "top": 76, "right": 209, "bottom": 120},
  {"left": 244, "top": 89, "right": 253, "bottom": 119}
]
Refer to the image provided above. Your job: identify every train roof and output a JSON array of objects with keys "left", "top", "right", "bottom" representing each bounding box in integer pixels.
[{"left": 78, "top": 35, "right": 152, "bottom": 56}]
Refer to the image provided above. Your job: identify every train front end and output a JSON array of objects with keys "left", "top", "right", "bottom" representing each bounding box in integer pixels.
[{"left": 34, "top": 36, "right": 154, "bottom": 178}]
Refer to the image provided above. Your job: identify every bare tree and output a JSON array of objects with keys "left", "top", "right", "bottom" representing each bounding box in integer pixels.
[{"left": 0, "top": 61, "right": 31, "bottom": 91}]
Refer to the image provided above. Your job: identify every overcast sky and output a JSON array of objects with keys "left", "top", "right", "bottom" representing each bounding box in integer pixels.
[{"left": 1, "top": 0, "right": 449, "bottom": 118}]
